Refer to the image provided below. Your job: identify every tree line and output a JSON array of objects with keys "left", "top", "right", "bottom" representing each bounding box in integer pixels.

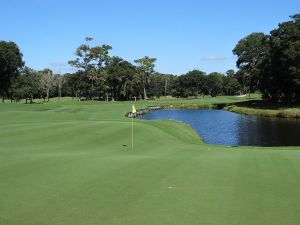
[
  {"left": 233, "top": 13, "right": 300, "bottom": 102},
  {"left": 0, "top": 37, "right": 242, "bottom": 102},
  {"left": 0, "top": 13, "right": 298, "bottom": 103}
]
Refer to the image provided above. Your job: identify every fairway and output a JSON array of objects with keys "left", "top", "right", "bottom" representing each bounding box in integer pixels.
[{"left": 1, "top": 98, "right": 300, "bottom": 225}]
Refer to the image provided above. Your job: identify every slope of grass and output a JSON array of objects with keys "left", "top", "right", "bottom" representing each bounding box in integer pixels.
[
  {"left": 0, "top": 96, "right": 300, "bottom": 225},
  {"left": 225, "top": 100, "right": 300, "bottom": 118}
]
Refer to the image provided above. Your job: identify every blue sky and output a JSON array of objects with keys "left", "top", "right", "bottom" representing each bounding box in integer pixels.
[{"left": 1, "top": 0, "right": 298, "bottom": 74}]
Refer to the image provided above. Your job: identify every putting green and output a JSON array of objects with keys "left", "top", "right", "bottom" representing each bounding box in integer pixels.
[{"left": 0, "top": 97, "right": 300, "bottom": 225}]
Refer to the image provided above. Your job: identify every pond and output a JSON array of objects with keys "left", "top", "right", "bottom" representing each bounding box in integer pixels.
[{"left": 140, "top": 109, "right": 300, "bottom": 146}]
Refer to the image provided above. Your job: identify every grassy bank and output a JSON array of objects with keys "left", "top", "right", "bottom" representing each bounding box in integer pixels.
[
  {"left": 225, "top": 100, "right": 300, "bottom": 118},
  {"left": 135, "top": 95, "right": 261, "bottom": 111},
  {"left": 0, "top": 96, "right": 300, "bottom": 225}
]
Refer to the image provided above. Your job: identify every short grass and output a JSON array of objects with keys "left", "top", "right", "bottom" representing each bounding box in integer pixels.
[{"left": 1, "top": 96, "right": 300, "bottom": 225}]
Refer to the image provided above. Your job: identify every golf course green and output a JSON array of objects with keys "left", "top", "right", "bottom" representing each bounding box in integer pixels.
[{"left": 1, "top": 96, "right": 300, "bottom": 225}]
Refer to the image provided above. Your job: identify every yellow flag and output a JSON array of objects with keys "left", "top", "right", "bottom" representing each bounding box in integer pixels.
[{"left": 132, "top": 104, "right": 136, "bottom": 114}]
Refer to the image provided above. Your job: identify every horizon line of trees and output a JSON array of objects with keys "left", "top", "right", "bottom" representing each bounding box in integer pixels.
[
  {"left": 0, "top": 13, "right": 299, "bottom": 103},
  {"left": 0, "top": 37, "right": 243, "bottom": 103}
]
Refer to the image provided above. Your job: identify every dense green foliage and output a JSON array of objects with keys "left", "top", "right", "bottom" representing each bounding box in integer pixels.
[
  {"left": 0, "top": 39, "right": 243, "bottom": 102},
  {"left": 0, "top": 41, "right": 24, "bottom": 101},
  {"left": 1, "top": 14, "right": 299, "bottom": 103},
  {"left": 233, "top": 14, "right": 300, "bottom": 102},
  {"left": 1, "top": 97, "right": 300, "bottom": 225},
  {"left": 174, "top": 70, "right": 241, "bottom": 98}
]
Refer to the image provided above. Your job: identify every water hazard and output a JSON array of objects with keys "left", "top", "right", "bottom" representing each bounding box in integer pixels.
[{"left": 140, "top": 109, "right": 300, "bottom": 146}]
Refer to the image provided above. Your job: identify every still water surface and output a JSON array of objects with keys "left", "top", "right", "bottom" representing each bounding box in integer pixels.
[{"left": 140, "top": 109, "right": 300, "bottom": 146}]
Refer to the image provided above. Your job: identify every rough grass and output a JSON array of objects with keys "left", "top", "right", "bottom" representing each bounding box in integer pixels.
[
  {"left": 225, "top": 100, "right": 300, "bottom": 118},
  {"left": 0, "top": 96, "right": 300, "bottom": 225}
]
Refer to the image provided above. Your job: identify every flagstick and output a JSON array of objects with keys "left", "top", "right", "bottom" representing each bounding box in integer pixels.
[{"left": 131, "top": 116, "right": 134, "bottom": 150}]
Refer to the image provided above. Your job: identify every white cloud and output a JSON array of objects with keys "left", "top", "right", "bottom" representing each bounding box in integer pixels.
[{"left": 201, "top": 55, "right": 228, "bottom": 61}]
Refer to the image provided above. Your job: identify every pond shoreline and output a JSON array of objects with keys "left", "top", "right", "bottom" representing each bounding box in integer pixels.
[
  {"left": 138, "top": 108, "right": 300, "bottom": 146},
  {"left": 225, "top": 105, "right": 300, "bottom": 119},
  {"left": 126, "top": 102, "right": 300, "bottom": 119}
]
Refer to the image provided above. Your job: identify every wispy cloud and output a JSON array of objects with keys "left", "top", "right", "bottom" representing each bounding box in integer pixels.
[
  {"left": 201, "top": 55, "right": 228, "bottom": 61},
  {"left": 49, "top": 61, "right": 75, "bottom": 74},
  {"left": 49, "top": 61, "right": 68, "bottom": 68}
]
